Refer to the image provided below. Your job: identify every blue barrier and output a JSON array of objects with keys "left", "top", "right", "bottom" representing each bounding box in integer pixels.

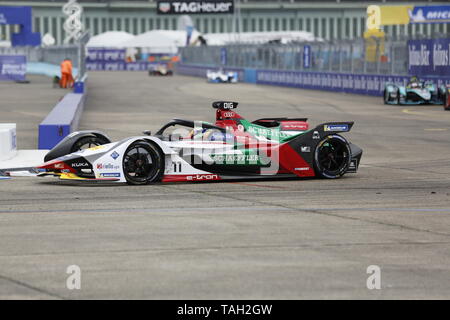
[
  {"left": 38, "top": 91, "right": 86, "bottom": 149},
  {"left": 176, "top": 63, "right": 450, "bottom": 96}
]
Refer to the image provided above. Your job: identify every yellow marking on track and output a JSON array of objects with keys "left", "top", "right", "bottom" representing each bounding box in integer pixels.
[
  {"left": 402, "top": 108, "right": 427, "bottom": 116},
  {"left": 424, "top": 128, "right": 448, "bottom": 132}
]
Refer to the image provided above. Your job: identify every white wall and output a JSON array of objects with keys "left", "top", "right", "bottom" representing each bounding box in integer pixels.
[{"left": 0, "top": 124, "right": 17, "bottom": 161}]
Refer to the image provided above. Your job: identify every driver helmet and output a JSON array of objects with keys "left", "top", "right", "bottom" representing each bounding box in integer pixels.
[
  {"left": 209, "top": 131, "right": 233, "bottom": 142},
  {"left": 408, "top": 76, "right": 420, "bottom": 88}
]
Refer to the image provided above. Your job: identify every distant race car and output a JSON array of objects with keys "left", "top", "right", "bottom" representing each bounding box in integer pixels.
[
  {"left": 37, "top": 101, "right": 362, "bottom": 185},
  {"left": 207, "top": 69, "right": 238, "bottom": 83},
  {"left": 383, "top": 78, "right": 447, "bottom": 106},
  {"left": 148, "top": 63, "right": 173, "bottom": 76}
]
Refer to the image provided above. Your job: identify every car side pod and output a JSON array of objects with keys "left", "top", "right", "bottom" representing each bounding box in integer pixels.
[{"left": 36, "top": 159, "right": 120, "bottom": 182}]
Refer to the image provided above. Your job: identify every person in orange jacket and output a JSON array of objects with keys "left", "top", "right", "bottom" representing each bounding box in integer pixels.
[{"left": 60, "top": 58, "right": 74, "bottom": 89}]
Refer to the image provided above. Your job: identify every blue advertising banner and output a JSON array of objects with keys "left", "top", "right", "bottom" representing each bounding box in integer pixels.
[
  {"left": 220, "top": 47, "right": 227, "bottom": 66},
  {"left": 86, "top": 48, "right": 172, "bottom": 71},
  {"left": 176, "top": 63, "right": 450, "bottom": 97},
  {"left": 86, "top": 48, "right": 126, "bottom": 71},
  {"left": 0, "top": 55, "right": 26, "bottom": 81},
  {"left": 408, "top": 38, "right": 450, "bottom": 77},
  {"left": 408, "top": 5, "right": 450, "bottom": 24},
  {"left": 0, "top": 6, "right": 41, "bottom": 46},
  {"left": 255, "top": 70, "right": 450, "bottom": 96},
  {"left": 303, "top": 45, "right": 311, "bottom": 69}
]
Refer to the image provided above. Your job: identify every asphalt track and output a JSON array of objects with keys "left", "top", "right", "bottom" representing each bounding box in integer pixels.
[{"left": 1, "top": 72, "right": 450, "bottom": 299}]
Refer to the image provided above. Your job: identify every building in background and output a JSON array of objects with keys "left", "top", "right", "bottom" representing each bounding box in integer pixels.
[{"left": 0, "top": 0, "right": 448, "bottom": 45}]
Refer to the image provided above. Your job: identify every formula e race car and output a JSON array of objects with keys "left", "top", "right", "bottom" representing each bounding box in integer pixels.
[
  {"left": 207, "top": 69, "right": 238, "bottom": 83},
  {"left": 37, "top": 101, "right": 362, "bottom": 185},
  {"left": 148, "top": 63, "right": 173, "bottom": 76},
  {"left": 383, "top": 78, "right": 447, "bottom": 106}
]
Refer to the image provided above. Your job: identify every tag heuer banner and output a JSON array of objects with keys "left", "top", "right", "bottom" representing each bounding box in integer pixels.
[{"left": 157, "top": 1, "right": 234, "bottom": 15}]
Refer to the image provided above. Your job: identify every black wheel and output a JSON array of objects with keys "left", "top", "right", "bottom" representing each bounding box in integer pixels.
[
  {"left": 383, "top": 90, "right": 389, "bottom": 104},
  {"left": 444, "top": 91, "right": 450, "bottom": 111},
  {"left": 123, "top": 140, "right": 164, "bottom": 185},
  {"left": 70, "top": 136, "right": 109, "bottom": 153},
  {"left": 314, "top": 135, "right": 351, "bottom": 179}
]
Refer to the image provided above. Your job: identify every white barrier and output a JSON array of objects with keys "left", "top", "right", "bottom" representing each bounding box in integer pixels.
[{"left": 0, "top": 123, "right": 17, "bottom": 161}]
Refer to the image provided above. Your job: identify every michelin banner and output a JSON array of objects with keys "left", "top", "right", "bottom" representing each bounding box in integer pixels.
[
  {"left": 0, "top": 55, "right": 26, "bottom": 81},
  {"left": 367, "top": 5, "right": 450, "bottom": 30},
  {"left": 408, "top": 38, "right": 450, "bottom": 77},
  {"left": 408, "top": 5, "right": 450, "bottom": 24}
]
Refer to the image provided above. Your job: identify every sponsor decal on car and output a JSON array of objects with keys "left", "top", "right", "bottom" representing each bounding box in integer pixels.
[
  {"left": 222, "top": 102, "right": 237, "bottom": 109},
  {"left": 96, "top": 163, "right": 120, "bottom": 170},
  {"left": 186, "top": 174, "right": 219, "bottom": 181},
  {"left": 71, "top": 162, "right": 89, "bottom": 168},
  {"left": 324, "top": 124, "right": 349, "bottom": 132},
  {"left": 211, "top": 154, "right": 260, "bottom": 163},
  {"left": 301, "top": 146, "right": 311, "bottom": 153},
  {"left": 88, "top": 145, "right": 106, "bottom": 151},
  {"left": 294, "top": 167, "right": 310, "bottom": 171},
  {"left": 223, "top": 111, "right": 235, "bottom": 118},
  {"left": 99, "top": 172, "right": 121, "bottom": 178},
  {"left": 281, "top": 123, "right": 308, "bottom": 131},
  {"left": 312, "top": 131, "right": 320, "bottom": 139},
  {"left": 247, "top": 125, "right": 291, "bottom": 139},
  {"left": 110, "top": 151, "right": 120, "bottom": 160}
]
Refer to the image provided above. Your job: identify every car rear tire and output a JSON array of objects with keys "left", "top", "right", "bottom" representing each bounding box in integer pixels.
[
  {"left": 314, "top": 135, "right": 351, "bottom": 179},
  {"left": 383, "top": 90, "right": 390, "bottom": 104},
  {"left": 444, "top": 91, "right": 450, "bottom": 111},
  {"left": 70, "top": 136, "right": 110, "bottom": 153},
  {"left": 123, "top": 140, "right": 164, "bottom": 185}
]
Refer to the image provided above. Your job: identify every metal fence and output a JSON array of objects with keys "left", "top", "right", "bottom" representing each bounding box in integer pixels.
[
  {"left": 0, "top": 41, "right": 93, "bottom": 80},
  {"left": 180, "top": 39, "right": 410, "bottom": 75},
  {"left": 0, "top": 46, "right": 79, "bottom": 67}
]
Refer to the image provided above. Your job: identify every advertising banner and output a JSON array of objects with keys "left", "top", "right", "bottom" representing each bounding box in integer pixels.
[
  {"left": 0, "top": 6, "right": 41, "bottom": 46},
  {"left": 157, "top": 1, "right": 234, "bottom": 15},
  {"left": 255, "top": 70, "right": 450, "bottom": 96},
  {"left": 408, "top": 5, "right": 450, "bottom": 24},
  {"left": 220, "top": 47, "right": 227, "bottom": 65},
  {"left": 0, "top": 55, "right": 26, "bottom": 81},
  {"left": 303, "top": 45, "right": 311, "bottom": 69},
  {"left": 408, "top": 38, "right": 450, "bottom": 77},
  {"left": 86, "top": 48, "right": 172, "bottom": 71},
  {"left": 367, "top": 5, "right": 450, "bottom": 31},
  {"left": 176, "top": 63, "right": 450, "bottom": 97}
]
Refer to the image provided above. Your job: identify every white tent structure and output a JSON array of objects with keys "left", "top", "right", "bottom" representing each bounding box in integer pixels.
[
  {"left": 203, "top": 31, "right": 321, "bottom": 46},
  {"left": 87, "top": 31, "right": 135, "bottom": 48},
  {"left": 0, "top": 40, "right": 11, "bottom": 48},
  {"left": 119, "top": 30, "right": 200, "bottom": 54}
]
